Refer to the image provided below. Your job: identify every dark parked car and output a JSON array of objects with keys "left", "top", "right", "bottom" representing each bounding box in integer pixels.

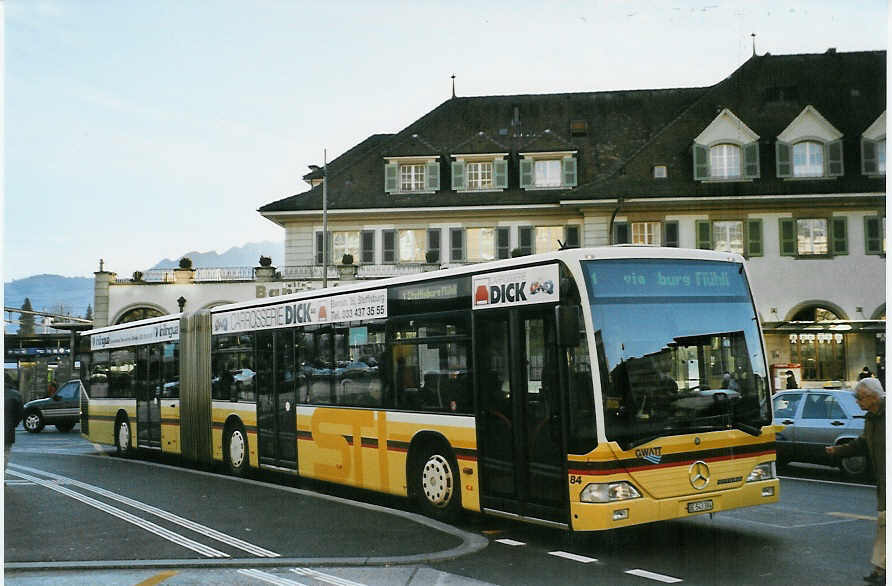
[
  {"left": 772, "top": 388, "right": 869, "bottom": 478},
  {"left": 22, "top": 379, "right": 82, "bottom": 433}
]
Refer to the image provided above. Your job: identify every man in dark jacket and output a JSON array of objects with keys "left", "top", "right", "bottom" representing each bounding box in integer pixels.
[
  {"left": 5, "top": 383, "right": 23, "bottom": 470},
  {"left": 827, "top": 377, "right": 885, "bottom": 584}
]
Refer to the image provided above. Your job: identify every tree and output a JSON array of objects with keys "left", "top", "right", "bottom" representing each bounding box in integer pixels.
[
  {"left": 19, "top": 298, "right": 35, "bottom": 335},
  {"left": 85, "top": 305, "right": 93, "bottom": 321}
]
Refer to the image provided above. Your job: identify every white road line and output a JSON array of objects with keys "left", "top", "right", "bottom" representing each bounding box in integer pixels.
[
  {"left": 547, "top": 551, "right": 598, "bottom": 563},
  {"left": 291, "top": 567, "right": 368, "bottom": 586},
  {"left": 239, "top": 568, "right": 307, "bottom": 585},
  {"left": 625, "top": 569, "right": 683, "bottom": 583},
  {"left": 494, "top": 538, "right": 526, "bottom": 546},
  {"left": 6, "top": 469, "right": 228, "bottom": 558},
  {"left": 828, "top": 511, "right": 877, "bottom": 521},
  {"left": 10, "top": 463, "right": 279, "bottom": 558}
]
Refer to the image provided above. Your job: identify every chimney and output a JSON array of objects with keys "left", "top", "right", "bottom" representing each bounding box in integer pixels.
[{"left": 826, "top": 47, "right": 837, "bottom": 54}]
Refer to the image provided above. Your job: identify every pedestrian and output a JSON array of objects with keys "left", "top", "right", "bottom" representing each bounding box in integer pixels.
[
  {"left": 860, "top": 366, "right": 874, "bottom": 381},
  {"left": 826, "top": 377, "right": 885, "bottom": 584},
  {"left": 47, "top": 380, "right": 58, "bottom": 396},
  {"left": 785, "top": 369, "right": 798, "bottom": 389},
  {"left": 5, "top": 382, "right": 23, "bottom": 471}
]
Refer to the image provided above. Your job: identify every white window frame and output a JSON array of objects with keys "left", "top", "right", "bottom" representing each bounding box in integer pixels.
[
  {"left": 631, "top": 221, "right": 661, "bottom": 246},
  {"left": 796, "top": 218, "right": 829, "bottom": 255},
  {"left": 400, "top": 163, "right": 426, "bottom": 192},
  {"left": 467, "top": 161, "right": 494, "bottom": 190},
  {"left": 793, "top": 141, "right": 824, "bottom": 177},
  {"left": 713, "top": 220, "right": 745, "bottom": 254},
  {"left": 709, "top": 144, "right": 742, "bottom": 178}
]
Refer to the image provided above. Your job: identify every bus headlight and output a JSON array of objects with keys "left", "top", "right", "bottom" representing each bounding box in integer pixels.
[
  {"left": 746, "top": 462, "right": 776, "bottom": 482},
  {"left": 580, "top": 481, "right": 642, "bottom": 503}
]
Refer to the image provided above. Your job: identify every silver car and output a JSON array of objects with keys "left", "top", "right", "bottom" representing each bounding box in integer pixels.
[{"left": 772, "top": 388, "right": 869, "bottom": 478}]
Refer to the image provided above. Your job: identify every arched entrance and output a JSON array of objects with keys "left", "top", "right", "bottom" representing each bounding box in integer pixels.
[
  {"left": 115, "top": 307, "right": 165, "bottom": 324},
  {"left": 786, "top": 303, "right": 846, "bottom": 382}
]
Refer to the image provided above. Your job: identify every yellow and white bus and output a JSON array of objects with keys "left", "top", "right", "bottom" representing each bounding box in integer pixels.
[{"left": 80, "top": 246, "right": 779, "bottom": 531}]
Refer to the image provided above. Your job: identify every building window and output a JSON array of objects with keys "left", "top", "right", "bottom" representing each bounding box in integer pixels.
[
  {"left": 534, "top": 160, "right": 562, "bottom": 187},
  {"left": 398, "top": 229, "right": 426, "bottom": 263},
  {"left": 427, "top": 229, "right": 441, "bottom": 262},
  {"left": 332, "top": 231, "right": 360, "bottom": 263},
  {"left": 467, "top": 161, "right": 494, "bottom": 190},
  {"left": 779, "top": 217, "right": 847, "bottom": 257},
  {"left": 865, "top": 216, "right": 885, "bottom": 255},
  {"left": 862, "top": 137, "right": 886, "bottom": 176},
  {"left": 631, "top": 221, "right": 661, "bottom": 245},
  {"left": 788, "top": 307, "right": 846, "bottom": 381},
  {"left": 496, "top": 227, "right": 510, "bottom": 259},
  {"left": 792, "top": 141, "right": 824, "bottom": 177},
  {"left": 564, "top": 225, "right": 580, "bottom": 248},
  {"left": 517, "top": 226, "right": 533, "bottom": 255},
  {"left": 535, "top": 226, "right": 563, "bottom": 253},
  {"left": 796, "top": 218, "right": 828, "bottom": 255},
  {"left": 400, "top": 164, "right": 426, "bottom": 192},
  {"left": 450, "top": 228, "right": 465, "bottom": 262},
  {"left": 361, "top": 231, "right": 375, "bottom": 264},
  {"left": 653, "top": 165, "right": 667, "bottom": 178},
  {"left": 467, "top": 228, "right": 496, "bottom": 261},
  {"left": 519, "top": 154, "right": 578, "bottom": 190},
  {"left": 709, "top": 144, "right": 741, "bottom": 178},
  {"left": 382, "top": 230, "right": 396, "bottom": 263},
  {"left": 713, "top": 220, "right": 745, "bottom": 254}
]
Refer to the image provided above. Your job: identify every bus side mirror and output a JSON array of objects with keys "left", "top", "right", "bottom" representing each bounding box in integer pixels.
[{"left": 556, "top": 305, "right": 581, "bottom": 347}]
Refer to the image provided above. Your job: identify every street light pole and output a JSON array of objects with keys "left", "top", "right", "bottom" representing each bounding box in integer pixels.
[{"left": 322, "top": 148, "right": 328, "bottom": 288}]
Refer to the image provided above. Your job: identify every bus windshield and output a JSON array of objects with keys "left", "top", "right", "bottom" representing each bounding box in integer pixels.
[{"left": 583, "top": 259, "right": 771, "bottom": 450}]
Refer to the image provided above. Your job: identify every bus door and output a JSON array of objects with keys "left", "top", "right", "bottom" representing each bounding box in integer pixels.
[
  {"left": 256, "top": 330, "right": 298, "bottom": 470},
  {"left": 136, "top": 345, "right": 162, "bottom": 449},
  {"left": 475, "top": 306, "right": 567, "bottom": 524}
]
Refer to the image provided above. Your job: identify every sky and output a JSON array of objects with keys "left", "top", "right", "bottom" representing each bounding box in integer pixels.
[{"left": 3, "top": 0, "right": 888, "bottom": 281}]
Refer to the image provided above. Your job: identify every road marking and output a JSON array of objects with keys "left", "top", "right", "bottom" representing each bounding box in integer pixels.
[
  {"left": 626, "top": 569, "right": 683, "bottom": 583},
  {"left": 548, "top": 551, "right": 597, "bottom": 563},
  {"left": 7, "top": 468, "right": 229, "bottom": 558},
  {"left": 778, "top": 475, "right": 875, "bottom": 489},
  {"left": 291, "top": 567, "right": 367, "bottom": 586},
  {"left": 10, "top": 463, "right": 279, "bottom": 557},
  {"left": 495, "top": 538, "right": 526, "bottom": 546},
  {"left": 135, "top": 570, "right": 179, "bottom": 586},
  {"left": 828, "top": 511, "right": 877, "bottom": 521},
  {"left": 239, "top": 568, "right": 306, "bottom": 585}
]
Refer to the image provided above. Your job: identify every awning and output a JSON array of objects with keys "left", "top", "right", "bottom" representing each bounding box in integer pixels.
[{"left": 761, "top": 320, "right": 886, "bottom": 334}]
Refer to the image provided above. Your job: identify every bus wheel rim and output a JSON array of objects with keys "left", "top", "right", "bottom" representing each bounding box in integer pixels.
[
  {"left": 118, "top": 421, "right": 129, "bottom": 450},
  {"left": 230, "top": 431, "right": 245, "bottom": 468},
  {"left": 422, "top": 454, "right": 453, "bottom": 507}
]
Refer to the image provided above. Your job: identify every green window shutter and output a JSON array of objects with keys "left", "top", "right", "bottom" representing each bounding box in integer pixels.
[
  {"left": 862, "top": 138, "right": 878, "bottom": 175},
  {"left": 451, "top": 161, "right": 465, "bottom": 190},
  {"left": 830, "top": 217, "right": 848, "bottom": 255},
  {"left": 384, "top": 162, "right": 398, "bottom": 193},
  {"left": 743, "top": 141, "right": 760, "bottom": 178},
  {"left": 864, "top": 216, "right": 883, "bottom": 254},
  {"left": 693, "top": 143, "right": 709, "bottom": 180},
  {"left": 827, "top": 139, "right": 844, "bottom": 176},
  {"left": 564, "top": 225, "right": 580, "bottom": 248},
  {"left": 493, "top": 159, "right": 508, "bottom": 188},
  {"left": 426, "top": 161, "right": 440, "bottom": 191},
  {"left": 779, "top": 218, "right": 797, "bottom": 256},
  {"left": 664, "top": 221, "right": 679, "bottom": 248},
  {"left": 776, "top": 141, "right": 792, "bottom": 178},
  {"left": 562, "top": 157, "right": 578, "bottom": 187},
  {"left": 695, "top": 220, "right": 712, "bottom": 249},
  {"left": 613, "top": 222, "right": 629, "bottom": 245},
  {"left": 519, "top": 159, "right": 534, "bottom": 188},
  {"left": 746, "top": 219, "right": 763, "bottom": 257}
]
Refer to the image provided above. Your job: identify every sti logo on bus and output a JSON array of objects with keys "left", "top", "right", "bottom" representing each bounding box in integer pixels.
[{"left": 472, "top": 264, "right": 559, "bottom": 310}]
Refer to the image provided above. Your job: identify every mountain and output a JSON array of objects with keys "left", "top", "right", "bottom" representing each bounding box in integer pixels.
[
  {"left": 5, "top": 241, "right": 284, "bottom": 333},
  {"left": 150, "top": 241, "right": 283, "bottom": 269}
]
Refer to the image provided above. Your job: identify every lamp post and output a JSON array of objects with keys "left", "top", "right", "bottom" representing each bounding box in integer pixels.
[{"left": 322, "top": 149, "right": 329, "bottom": 288}]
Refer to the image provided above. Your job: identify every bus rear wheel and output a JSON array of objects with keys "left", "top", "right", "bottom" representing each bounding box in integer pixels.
[
  {"left": 224, "top": 422, "right": 249, "bottom": 476},
  {"left": 413, "top": 447, "right": 461, "bottom": 522}
]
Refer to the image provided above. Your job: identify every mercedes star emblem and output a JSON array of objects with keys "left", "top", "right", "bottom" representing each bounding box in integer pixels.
[{"left": 688, "top": 460, "right": 710, "bottom": 490}]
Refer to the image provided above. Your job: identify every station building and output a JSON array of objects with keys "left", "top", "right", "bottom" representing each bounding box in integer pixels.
[{"left": 94, "top": 48, "right": 886, "bottom": 389}]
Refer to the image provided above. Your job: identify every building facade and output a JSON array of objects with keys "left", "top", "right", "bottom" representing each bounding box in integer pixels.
[{"left": 94, "top": 49, "right": 885, "bottom": 389}]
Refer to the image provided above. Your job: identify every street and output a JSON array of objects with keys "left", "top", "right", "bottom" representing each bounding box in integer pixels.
[{"left": 4, "top": 426, "right": 879, "bottom": 585}]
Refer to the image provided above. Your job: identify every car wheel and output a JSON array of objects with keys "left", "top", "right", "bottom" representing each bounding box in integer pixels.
[
  {"left": 840, "top": 454, "right": 869, "bottom": 479},
  {"left": 224, "top": 422, "right": 249, "bottom": 476},
  {"left": 55, "top": 422, "right": 75, "bottom": 433},
  {"left": 115, "top": 417, "right": 133, "bottom": 457},
  {"left": 23, "top": 410, "right": 44, "bottom": 433},
  {"left": 412, "top": 445, "right": 461, "bottom": 522}
]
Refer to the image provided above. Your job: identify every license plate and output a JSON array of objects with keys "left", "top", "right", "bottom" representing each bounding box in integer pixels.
[{"left": 687, "top": 499, "right": 714, "bottom": 513}]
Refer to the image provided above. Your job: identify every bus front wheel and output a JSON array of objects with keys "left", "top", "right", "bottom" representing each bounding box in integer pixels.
[
  {"left": 224, "top": 422, "right": 249, "bottom": 476},
  {"left": 413, "top": 447, "right": 461, "bottom": 522}
]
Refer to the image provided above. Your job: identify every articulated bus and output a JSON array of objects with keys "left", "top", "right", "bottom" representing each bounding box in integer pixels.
[{"left": 80, "top": 246, "right": 779, "bottom": 531}]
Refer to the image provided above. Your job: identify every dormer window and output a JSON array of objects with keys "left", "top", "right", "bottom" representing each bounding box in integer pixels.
[
  {"left": 384, "top": 156, "right": 440, "bottom": 194},
  {"left": 451, "top": 153, "right": 507, "bottom": 192},
  {"left": 776, "top": 106, "right": 844, "bottom": 180},
  {"left": 861, "top": 111, "right": 886, "bottom": 176},
  {"left": 693, "top": 109, "right": 759, "bottom": 182},
  {"left": 519, "top": 151, "right": 577, "bottom": 190}
]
